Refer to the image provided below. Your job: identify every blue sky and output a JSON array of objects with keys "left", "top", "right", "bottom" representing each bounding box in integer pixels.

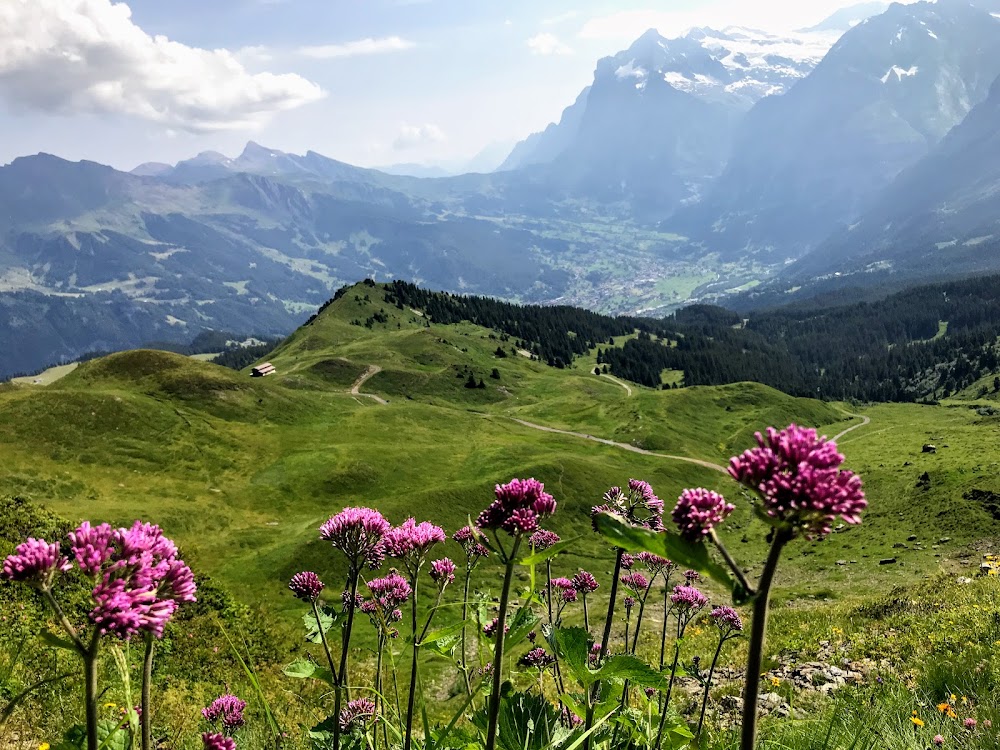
[{"left": 0, "top": 0, "right": 880, "bottom": 171}]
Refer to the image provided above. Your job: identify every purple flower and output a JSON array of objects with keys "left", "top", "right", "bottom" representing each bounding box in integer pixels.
[
  {"left": 623, "top": 596, "right": 636, "bottom": 610},
  {"left": 288, "top": 572, "right": 325, "bottom": 603},
  {"left": 453, "top": 526, "right": 489, "bottom": 562},
  {"left": 620, "top": 553, "right": 636, "bottom": 570},
  {"left": 550, "top": 577, "right": 577, "bottom": 602},
  {"left": 589, "top": 643, "right": 602, "bottom": 666},
  {"left": 728, "top": 424, "right": 867, "bottom": 539},
  {"left": 476, "top": 478, "right": 556, "bottom": 537},
  {"left": 319, "top": 507, "right": 392, "bottom": 571},
  {"left": 202, "top": 694, "right": 247, "bottom": 735},
  {"left": 683, "top": 570, "right": 700, "bottom": 584},
  {"left": 562, "top": 706, "right": 583, "bottom": 727},
  {"left": 340, "top": 697, "right": 378, "bottom": 732},
  {"left": 710, "top": 606, "right": 743, "bottom": 634},
  {"left": 620, "top": 571, "right": 649, "bottom": 594},
  {"left": 483, "top": 617, "right": 509, "bottom": 637},
  {"left": 965, "top": 718, "right": 977, "bottom": 730},
  {"left": 68, "top": 522, "right": 115, "bottom": 575},
  {"left": 342, "top": 590, "right": 364, "bottom": 611},
  {"left": 591, "top": 479, "right": 663, "bottom": 533},
  {"left": 385, "top": 519, "right": 446, "bottom": 575},
  {"left": 363, "top": 571, "right": 411, "bottom": 626},
  {"left": 518, "top": 647, "right": 555, "bottom": 669},
  {"left": 672, "top": 488, "right": 735, "bottom": 541},
  {"left": 571, "top": 570, "right": 599, "bottom": 595},
  {"left": 1, "top": 538, "right": 71, "bottom": 586},
  {"left": 529, "top": 529, "right": 561, "bottom": 551},
  {"left": 670, "top": 585, "right": 708, "bottom": 612},
  {"left": 637, "top": 553, "right": 673, "bottom": 577},
  {"left": 429, "top": 558, "right": 456, "bottom": 586},
  {"left": 202, "top": 733, "right": 236, "bottom": 750}
]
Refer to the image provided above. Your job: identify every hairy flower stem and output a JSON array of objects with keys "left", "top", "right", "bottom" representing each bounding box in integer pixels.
[
  {"left": 584, "top": 547, "right": 624, "bottom": 750},
  {"left": 141, "top": 633, "right": 154, "bottom": 750},
  {"left": 460, "top": 569, "right": 473, "bottom": 697},
  {"left": 333, "top": 572, "right": 361, "bottom": 750},
  {"left": 403, "top": 575, "right": 420, "bottom": 750},
  {"left": 375, "top": 634, "right": 385, "bottom": 750},
  {"left": 658, "top": 587, "right": 670, "bottom": 671},
  {"left": 312, "top": 600, "right": 340, "bottom": 685},
  {"left": 710, "top": 530, "right": 757, "bottom": 597},
  {"left": 697, "top": 636, "right": 727, "bottom": 737},
  {"left": 582, "top": 595, "right": 590, "bottom": 634},
  {"left": 741, "top": 530, "right": 791, "bottom": 750},
  {"left": 545, "top": 560, "right": 554, "bottom": 624},
  {"left": 654, "top": 620, "right": 683, "bottom": 750},
  {"left": 484, "top": 535, "right": 522, "bottom": 750},
  {"left": 41, "top": 587, "right": 97, "bottom": 750}
]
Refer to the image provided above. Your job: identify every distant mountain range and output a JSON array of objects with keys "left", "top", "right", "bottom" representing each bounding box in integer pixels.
[{"left": 4, "top": 0, "right": 1000, "bottom": 376}]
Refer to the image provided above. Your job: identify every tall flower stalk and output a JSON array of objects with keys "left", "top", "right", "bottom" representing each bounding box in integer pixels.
[
  {"left": 385, "top": 518, "right": 447, "bottom": 750},
  {"left": 454, "top": 526, "right": 489, "bottom": 696},
  {"left": 475, "top": 477, "right": 557, "bottom": 750},
  {"left": 2, "top": 521, "right": 195, "bottom": 750},
  {"left": 585, "top": 479, "right": 663, "bottom": 747},
  {"left": 654, "top": 585, "right": 708, "bottom": 749},
  {"left": 361, "top": 570, "right": 411, "bottom": 748},
  {"left": 697, "top": 607, "right": 743, "bottom": 737},
  {"left": 319, "top": 507, "right": 392, "bottom": 750}
]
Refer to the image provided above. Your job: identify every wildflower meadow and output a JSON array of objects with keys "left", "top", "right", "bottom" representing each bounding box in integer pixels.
[{"left": 5, "top": 422, "right": 994, "bottom": 750}]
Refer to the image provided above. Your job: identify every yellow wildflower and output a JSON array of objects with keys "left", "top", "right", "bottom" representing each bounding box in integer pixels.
[
  {"left": 103, "top": 702, "right": 116, "bottom": 709},
  {"left": 770, "top": 676, "right": 781, "bottom": 687},
  {"left": 39, "top": 744, "right": 50, "bottom": 750},
  {"left": 912, "top": 712, "right": 925, "bottom": 728}
]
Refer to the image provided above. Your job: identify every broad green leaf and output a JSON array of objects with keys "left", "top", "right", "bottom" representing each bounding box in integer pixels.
[
  {"left": 283, "top": 659, "right": 335, "bottom": 686},
  {"left": 96, "top": 720, "right": 129, "bottom": 750},
  {"left": 519, "top": 537, "right": 582, "bottom": 566},
  {"left": 503, "top": 606, "right": 540, "bottom": 652},
  {"left": 550, "top": 627, "right": 595, "bottom": 687},
  {"left": 303, "top": 607, "right": 340, "bottom": 644},
  {"left": 39, "top": 629, "right": 78, "bottom": 652},
  {"left": 419, "top": 620, "right": 467, "bottom": 647},
  {"left": 593, "top": 514, "right": 739, "bottom": 596},
  {"left": 595, "top": 655, "right": 667, "bottom": 690}
]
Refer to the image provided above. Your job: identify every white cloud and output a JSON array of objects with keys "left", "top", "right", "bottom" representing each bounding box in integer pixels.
[
  {"left": 393, "top": 123, "right": 446, "bottom": 150},
  {"left": 298, "top": 36, "right": 416, "bottom": 59},
  {"left": 542, "top": 11, "right": 579, "bottom": 26},
  {"left": 526, "top": 33, "right": 574, "bottom": 56},
  {"left": 0, "top": 0, "right": 323, "bottom": 133}
]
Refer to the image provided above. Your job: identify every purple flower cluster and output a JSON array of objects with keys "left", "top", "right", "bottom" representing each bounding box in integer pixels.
[
  {"left": 529, "top": 529, "right": 560, "bottom": 551},
  {"left": 453, "top": 526, "right": 489, "bottom": 563},
  {"left": 571, "top": 570, "right": 599, "bottom": 595},
  {"left": 1, "top": 538, "right": 71, "bottom": 587},
  {"left": 483, "top": 617, "right": 510, "bottom": 637},
  {"left": 620, "top": 571, "right": 650, "bottom": 594},
  {"left": 684, "top": 570, "right": 700, "bottom": 584},
  {"left": 288, "top": 572, "right": 325, "bottom": 603},
  {"left": 385, "top": 519, "right": 446, "bottom": 574},
  {"left": 637, "top": 553, "right": 673, "bottom": 578},
  {"left": 620, "top": 553, "right": 636, "bottom": 570},
  {"left": 728, "top": 424, "right": 867, "bottom": 539},
  {"left": 623, "top": 596, "right": 636, "bottom": 610},
  {"left": 672, "top": 488, "right": 735, "bottom": 541},
  {"left": 710, "top": 606, "right": 743, "bottom": 634},
  {"left": 591, "top": 479, "right": 664, "bottom": 532},
  {"left": 339, "top": 697, "right": 378, "bottom": 732},
  {"left": 550, "top": 577, "right": 578, "bottom": 603},
  {"left": 476, "top": 478, "right": 556, "bottom": 536},
  {"left": 202, "top": 732, "right": 236, "bottom": 750},
  {"left": 518, "top": 647, "right": 555, "bottom": 670},
  {"left": 202, "top": 694, "right": 247, "bottom": 735},
  {"left": 52, "top": 521, "right": 197, "bottom": 640},
  {"left": 670, "top": 585, "right": 708, "bottom": 612},
  {"left": 429, "top": 558, "right": 456, "bottom": 586},
  {"left": 319, "top": 507, "right": 392, "bottom": 571},
  {"left": 361, "top": 572, "right": 411, "bottom": 626}
]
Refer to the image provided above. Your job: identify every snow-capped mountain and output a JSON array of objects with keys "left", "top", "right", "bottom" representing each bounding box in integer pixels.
[
  {"left": 676, "top": 0, "right": 1000, "bottom": 258},
  {"left": 499, "top": 26, "right": 833, "bottom": 174}
]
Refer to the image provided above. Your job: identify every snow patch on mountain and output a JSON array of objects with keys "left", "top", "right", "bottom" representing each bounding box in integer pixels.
[{"left": 881, "top": 65, "right": 919, "bottom": 83}]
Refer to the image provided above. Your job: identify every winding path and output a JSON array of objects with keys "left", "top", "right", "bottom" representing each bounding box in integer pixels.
[
  {"left": 833, "top": 413, "right": 871, "bottom": 442},
  {"left": 508, "top": 418, "right": 728, "bottom": 473},
  {"left": 599, "top": 373, "right": 633, "bottom": 396},
  {"left": 349, "top": 365, "right": 388, "bottom": 405}
]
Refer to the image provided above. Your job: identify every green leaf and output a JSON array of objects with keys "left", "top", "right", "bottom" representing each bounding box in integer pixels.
[
  {"left": 282, "top": 659, "right": 335, "bottom": 686},
  {"left": 503, "top": 606, "right": 540, "bottom": 652},
  {"left": 303, "top": 607, "right": 340, "bottom": 644},
  {"left": 593, "top": 514, "right": 736, "bottom": 594},
  {"left": 420, "top": 620, "right": 467, "bottom": 647},
  {"left": 96, "top": 720, "right": 129, "bottom": 750},
  {"left": 39, "top": 629, "right": 78, "bottom": 652},
  {"left": 595, "top": 655, "right": 667, "bottom": 690},
  {"left": 519, "top": 537, "right": 582, "bottom": 566},
  {"left": 550, "top": 627, "right": 596, "bottom": 687}
]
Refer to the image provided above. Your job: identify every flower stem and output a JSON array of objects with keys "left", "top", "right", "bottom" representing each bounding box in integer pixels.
[
  {"left": 312, "top": 600, "right": 340, "bottom": 685},
  {"left": 654, "top": 619, "right": 683, "bottom": 750},
  {"left": 403, "top": 572, "right": 420, "bottom": 750},
  {"left": 740, "top": 529, "right": 790, "bottom": 750},
  {"left": 697, "top": 635, "right": 727, "bottom": 737},
  {"left": 333, "top": 572, "right": 361, "bottom": 750},
  {"left": 375, "top": 634, "right": 385, "bottom": 750},
  {"left": 658, "top": 586, "right": 669, "bottom": 671},
  {"left": 484, "top": 535, "right": 522, "bottom": 750},
  {"left": 83, "top": 632, "right": 100, "bottom": 750},
  {"left": 141, "top": 633, "right": 154, "bottom": 750},
  {"left": 460, "top": 568, "right": 473, "bottom": 697},
  {"left": 710, "top": 530, "right": 756, "bottom": 597},
  {"left": 584, "top": 547, "right": 624, "bottom": 750}
]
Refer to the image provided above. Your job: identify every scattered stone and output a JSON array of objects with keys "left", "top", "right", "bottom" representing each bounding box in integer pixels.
[
  {"left": 922, "top": 444, "right": 937, "bottom": 453},
  {"left": 836, "top": 560, "right": 847, "bottom": 566},
  {"left": 907, "top": 534, "right": 918, "bottom": 541},
  {"left": 957, "top": 576, "right": 974, "bottom": 585},
  {"left": 939, "top": 537, "right": 951, "bottom": 544},
  {"left": 879, "top": 558, "right": 897, "bottom": 565},
  {"left": 892, "top": 542, "right": 907, "bottom": 549}
]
